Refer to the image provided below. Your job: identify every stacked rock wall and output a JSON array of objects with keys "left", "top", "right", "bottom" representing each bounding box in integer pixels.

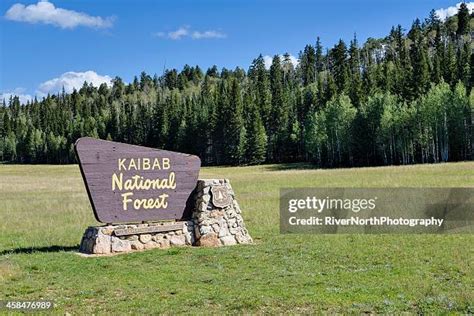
[
  {"left": 79, "top": 221, "right": 195, "bottom": 254},
  {"left": 79, "top": 178, "right": 252, "bottom": 255},
  {"left": 193, "top": 179, "right": 253, "bottom": 247}
]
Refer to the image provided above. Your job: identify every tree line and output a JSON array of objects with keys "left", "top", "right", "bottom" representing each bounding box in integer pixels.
[{"left": 1, "top": 5, "right": 472, "bottom": 167}]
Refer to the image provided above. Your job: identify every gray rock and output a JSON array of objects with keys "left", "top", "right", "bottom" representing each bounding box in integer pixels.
[
  {"left": 233, "top": 201, "right": 242, "bottom": 213},
  {"left": 220, "top": 235, "right": 237, "bottom": 246},
  {"left": 170, "top": 235, "right": 186, "bottom": 246},
  {"left": 211, "top": 223, "right": 220, "bottom": 232},
  {"left": 93, "top": 234, "right": 111, "bottom": 254},
  {"left": 184, "top": 230, "right": 194, "bottom": 245},
  {"left": 143, "top": 241, "right": 158, "bottom": 250},
  {"left": 158, "top": 239, "right": 171, "bottom": 249},
  {"left": 227, "top": 209, "right": 236, "bottom": 218},
  {"left": 218, "top": 219, "right": 228, "bottom": 229},
  {"left": 235, "top": 231, "right": 253, "bottom": 244},
  {"left": 153, "top": 233, "right": 164, "bottom": 241},
  {"left": 130, "top": 241, "right": 144, "bottom": 250},
  {"left": 139, "top": 234, "right": 152, "bottom": 243},
  {"left": 218, "top": 225, "right": 229, "bottom": 238},
  {"left": 200, "top": 225, "right": 213, "bottom": 235},
  {"left": 111, "top": 237, "right": 131, "bottom": 252},
  {"left": 99, "top": 227, "right": 114, "bottom": 236},
  {"left": 229, "top": 226, "right": 240, "bottom": 235}
]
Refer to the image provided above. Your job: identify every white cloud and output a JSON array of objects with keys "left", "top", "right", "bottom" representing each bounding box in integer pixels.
[
  {"left": 168, "top": 26, "right": 189, "bottom": 40},
  {"left": 5, "top": 0, "right": 114, "bottom": 29},
  {"left": 191, "top": 30, "right": 226, "bottom": 39},
  {"left": 154, "top": 26, "right": 226, "bottom": 40},
  {"left": 37, "top": 70, "right": 112, "bottom": 96},
  {"left": 263, "top": 54, "right": 299, "bottom": 69},
  {"left": 435, "top": 2, "right": 474, "bottom": 21},
  {"left": 0, "top": 88, "right": 32, "bottom": 105}
]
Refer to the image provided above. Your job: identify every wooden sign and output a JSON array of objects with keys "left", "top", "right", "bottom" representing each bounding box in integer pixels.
[{"left": 75, "top": 137, "right": 201, "bottom": 223}]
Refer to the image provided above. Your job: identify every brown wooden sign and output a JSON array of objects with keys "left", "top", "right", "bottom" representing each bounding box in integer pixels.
[{"left": 75, "top": 137, "right": 201, "bottom": 223}]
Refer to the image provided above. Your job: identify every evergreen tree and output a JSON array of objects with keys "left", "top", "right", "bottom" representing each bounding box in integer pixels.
[
  {"left": 269, "top": 55, "right": 288, "bottom": 161},
  {"left": 409, "top": 20, "right": 430, "bottom": 97},
  {"left": 432, "top": 24, "right": 444, "bottom": 84},
  {"left": 348, "top": 35, "right": 363, "bottom": 107},
  {"left": 1, "top": 5, "right": 472, "bottom": 169},
  {"left": 457, "top": 41, "right": 471, "bottom": 88},
  {"left": 248, "top": 55, "right": 271, "bottom": 126},
  {"left": 299, "top": 45, "right": 316, "bottom": 86},
  {"left": 456, "top": 2, "right": 471, "bottom": 36},
  {"left": 315, "top": 37, "right": 324, "bottom": 73},
  {"left": 331, "top": 40, "right": 350, "bottom": 93},
  {"left": 444, "top": 41, "right": 457, "bottom": 86},
  {"left": 222, "top": 79, "right": 246, "bottom": 165},
  {"left": 245, "top": 103, "right": 267, "bottom": 164}
]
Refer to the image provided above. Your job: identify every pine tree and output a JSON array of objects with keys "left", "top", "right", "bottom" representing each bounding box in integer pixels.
[
  {"left": 331, "top": 39, "right": 349, "bottom": 93},
  {"left": 470, "top": 53, "right": 474, "bottom": 90},
  {"left": 426, "top": 9, "right": 441, "bottom": 31},
  {"left": 245, "top": 103, "right": 267, "bottom": 164},
  {"left": 409, "top": 20, "right": 430, "bottom": 97},
  {"left": 282, "top": 53, "right": 296, "bottom": 85},
  {"left": 432, "top": 24, "right": 444, "bottom": 84},
  {"left": 324, "top": 73, "right": 337, "bottom": 104},
  {"left": 349, "top": 35, "right": 363, "bottom": 107},
  {"left": 444, "top": 41, "right": 457, "bottom": 86},
  {"left": 248, "top": 55, "right": 271, "bottom": 127},
  {"left": 299, "top": 45, "right": 316, "bottom": 86},
  {"left": 222, "top": 79, "right": 246, "bottom": 165},
  {"left": 2, "top": 111, "right": 10, "bottom": 137},
  {"left": 315, "top": 37, "right": 324, "bottom": 73},
  {"left": 457, "top": 41, "right": 471, "bottom": 88},
  {"left": 269, "top": 55, "right": 288, "bottom": 161},
  {"left": 456, "top": 2, "right": 471, "bottom": 36}
]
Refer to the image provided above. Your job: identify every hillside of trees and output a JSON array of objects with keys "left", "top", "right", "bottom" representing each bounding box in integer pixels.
[{"left": 1, "top": 5, "right": 473, "bottom": 167}]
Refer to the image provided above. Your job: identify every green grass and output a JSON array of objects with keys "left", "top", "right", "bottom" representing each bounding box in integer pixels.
[{"left": 0, "top": 162, "right": 473, "bottom": 314}]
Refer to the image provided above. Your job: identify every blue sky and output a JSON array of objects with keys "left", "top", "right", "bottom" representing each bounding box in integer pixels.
[{"left": 0, "top": 0, "right": 470, "bottom": 103}]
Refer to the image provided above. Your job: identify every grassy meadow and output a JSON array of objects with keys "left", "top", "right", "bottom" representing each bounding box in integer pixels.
[{"left": 0, "top": 162, "right": 473, "bottom": 314}]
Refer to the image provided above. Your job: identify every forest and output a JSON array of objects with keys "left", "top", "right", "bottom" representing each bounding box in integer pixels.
[{"left": 1, "top": 5, "right": 473, "bottom": 167}]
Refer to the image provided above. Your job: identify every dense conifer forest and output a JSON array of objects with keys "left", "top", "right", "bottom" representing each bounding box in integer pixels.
[{"left": 1, "top": 5, "right": 473, "bottom": 166}]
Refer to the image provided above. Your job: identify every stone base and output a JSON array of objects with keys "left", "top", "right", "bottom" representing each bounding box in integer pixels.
[
  {"left": 79, "top": 178, "right": 252, "bottom": 255},
  {"left": 193, "top": 179, "right": 253, "bottom": 247},
  {"left": 79, "top": 221, "right": 195, "bottom": 255}
]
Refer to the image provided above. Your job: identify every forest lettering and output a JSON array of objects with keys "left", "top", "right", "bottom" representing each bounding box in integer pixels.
[{"left": 111, "top": 157, "right": 176, "bottom": 211}]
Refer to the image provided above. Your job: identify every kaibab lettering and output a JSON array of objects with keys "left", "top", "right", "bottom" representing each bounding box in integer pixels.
[{"left": 112, "top": 158, "right": 176, "bottom": 211}]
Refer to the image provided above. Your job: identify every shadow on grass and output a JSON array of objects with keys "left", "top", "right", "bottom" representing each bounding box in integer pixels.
[
  {"left": 0, "top": 245, "right": 79, "bottom": 255},
  {"left": 264, "top": 162, "right": 320, "bottom": 171}
]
